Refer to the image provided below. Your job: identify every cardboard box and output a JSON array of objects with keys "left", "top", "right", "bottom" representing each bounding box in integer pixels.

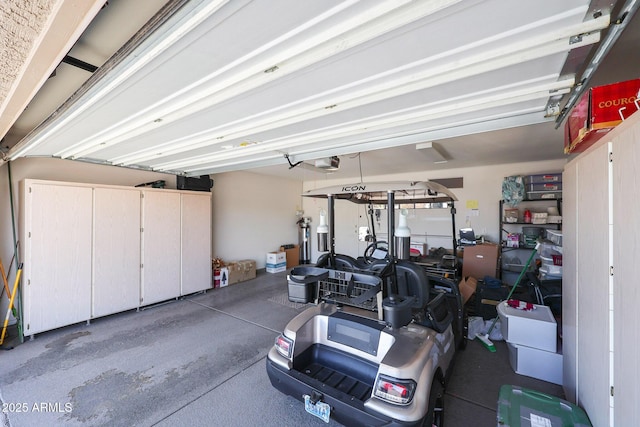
[
  {"left": 219, "top": 267, "right": 229, "bottom": 287},
  {"left": 266, "top": 264, "right": 286, "bottom": 273},
  {"left": 237, "top": 259, "right": 256, "bottom": 281},
  {"left": 266, "top": 251, "right": 286, "bottom": 273},
  {"left": 226, "top": 262, "right": 243, "bottom": 285},
  {"left": 462, "top": 243, "right": 499, "bottom": 279},
  {"left": 279, "top": 245, "right": 300, "bottom": 269},
  {"left": 459, "top": 276, "right": 477, "bottom": 305},
  {"left": 565, "top": 78, "right": 640, "bottom": 154},
  {"left": 497, "top": 301, "right": 557, "bottom": 352},
  {"left": 266, "top": 251, "right": 286, "bottom": 265},
  {"left": 507, "top": 342, "right": 563, "bottom": 385}
]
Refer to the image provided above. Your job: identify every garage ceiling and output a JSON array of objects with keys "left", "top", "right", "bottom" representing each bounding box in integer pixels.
[{"left": 1, "top": 0, "right": 638, "bottom": 179}]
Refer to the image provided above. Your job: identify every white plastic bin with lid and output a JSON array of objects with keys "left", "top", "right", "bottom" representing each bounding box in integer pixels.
[
  {"left": 507, "top": 342, "right": 563, "bottom": 385},
  {"left": 497, "top": 301, "right": 557, "bottom": 352},
  {"left": 546, "top": 229, "right": 563, "bottom": 246}
]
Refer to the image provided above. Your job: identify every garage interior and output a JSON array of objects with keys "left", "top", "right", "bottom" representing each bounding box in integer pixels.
[{"left": 1, "top": 1, "right": 639, "bottom": 426}]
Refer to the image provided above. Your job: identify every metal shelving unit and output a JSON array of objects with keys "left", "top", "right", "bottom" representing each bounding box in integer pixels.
[{"left": 498, "top": 199, "right": 562, "bottom": 283}]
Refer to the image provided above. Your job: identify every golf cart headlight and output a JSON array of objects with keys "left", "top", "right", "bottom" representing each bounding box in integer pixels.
[
  {"left": 275, "top": 334, "right": 294, "bottom": 359},
  {"left": 374, "top": 375, "right": 416, "bottom": 405}
]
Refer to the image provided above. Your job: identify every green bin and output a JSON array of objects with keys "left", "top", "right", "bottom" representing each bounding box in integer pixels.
[{"left": 497, "top": 385, "right": 592, "bottom": 427}]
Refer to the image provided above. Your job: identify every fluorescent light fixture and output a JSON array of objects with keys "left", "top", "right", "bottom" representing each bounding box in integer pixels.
[{"left": 416, "top": 141, "right": 448, "bottom": 163}]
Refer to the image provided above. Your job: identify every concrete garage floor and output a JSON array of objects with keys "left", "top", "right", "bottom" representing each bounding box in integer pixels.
[{"left": 0, "top": 270, "right": 563, "bottom": 427}]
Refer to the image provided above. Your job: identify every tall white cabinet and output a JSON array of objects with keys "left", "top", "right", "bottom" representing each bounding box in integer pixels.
[
  {"left": 563, "top": 111, "right": 640, "bottom": 427},
  {"left": 93, "top": 187, "right": 142, "bottom": 317},
  {"left": 22, "top": 183, "right": 93, "bottom": 335},
  {"left": 141, "top": 191, "right": 182, "bottom": 305},
  {"left": 20, "top": 180, "right": 212, "bottom": 336},
  {"left": 180, "top": 193, "right": 213, "bottom": 295}
]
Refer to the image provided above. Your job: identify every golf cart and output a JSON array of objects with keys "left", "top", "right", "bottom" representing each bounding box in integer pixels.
[{"left": 266, "top": 181, "right": 466, "bottom": 426}]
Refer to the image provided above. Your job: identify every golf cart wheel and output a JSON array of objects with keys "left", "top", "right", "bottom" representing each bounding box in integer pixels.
[{"left": 423, "top": 376, "right": 445, "bottom": 427}]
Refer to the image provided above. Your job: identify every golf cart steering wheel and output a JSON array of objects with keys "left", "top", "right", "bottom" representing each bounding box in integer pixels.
[{"left": 364, "top": 241, "right": 389, "bottom": 264}]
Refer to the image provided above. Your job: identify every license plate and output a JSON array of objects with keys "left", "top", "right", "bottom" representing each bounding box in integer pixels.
[{"left": 304, "top": 394, "right": 330, "bottom": 423}]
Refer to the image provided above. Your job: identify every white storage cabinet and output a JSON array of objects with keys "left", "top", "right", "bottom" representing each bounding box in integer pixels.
[
  {"left": 22, "top": 183, "right": 93, "bottom": 336},
  {"left": 20, "top": 179, "right": 212, "bottom": 336},
  {"left": 93, "top": 187, "right": 142, "bottom": 317},
  {"left": 141, "top": 190, "right": 182, "bottom": 305},
  {"left": 563, "top": 111, "right": 640, "bottom": 427}
]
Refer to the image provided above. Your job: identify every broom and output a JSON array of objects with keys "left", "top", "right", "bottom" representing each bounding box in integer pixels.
[{"left": 476, "top": 242, "right": 539, "bottom": 352}]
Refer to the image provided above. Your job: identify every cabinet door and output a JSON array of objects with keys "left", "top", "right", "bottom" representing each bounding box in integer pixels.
[
  {"left": 93, "top": 188, "right": 141, "bottom": 317},
  {"left": 141, "top": 191, "right": 181, "bottom": 305},
  {"left": 562, "top": 161, "right": 578, "bottom": 403},
  {"left": 23, "top": 183, "right": 93, "bottom": 335},
  {"left": 612, "top": 125, "right": 640, "bottom": 425},
  {"left": 574, "top": 142, "right": 611, "bottom": 427},
  {"left": 181, "top": 193, "right": 212, "bottom": 294}
]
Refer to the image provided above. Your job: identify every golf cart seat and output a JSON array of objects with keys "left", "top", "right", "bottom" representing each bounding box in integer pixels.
[
  {"left": 392, "top": 260, "right": 453, "bottom": 333},
  {"left": 395, "top": 260, "right": 431, "bottom": 310},
  {"left": 315, "top": 253, "right": 367, "bottom": 271}
]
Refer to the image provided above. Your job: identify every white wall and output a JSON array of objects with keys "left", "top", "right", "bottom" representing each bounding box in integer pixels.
[
  {"left": 210, "top": 171, "right": 302, "bottom": 268},
  {"left": 302, "top": 158, "right": 567, "bottom": 262}
]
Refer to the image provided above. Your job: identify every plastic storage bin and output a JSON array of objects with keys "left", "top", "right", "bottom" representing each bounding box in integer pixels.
[
  {"left": 522, "top": 226, "right": 544, "bottom": 248},
  {"left": 526, "top": 190, "right": 562, "bottom": 200},
  {"left": 546, "top": 229, "right": 563, "bottom": 246},
  {"left": 507, "top": 342, "right": 563, "bottom": 385},
  {"left": 526, "top": 182, "right": 563, "bottom": 192},
  {"left": 524, "top": 173, "right": 562, "bottom": 184},
  {"left": 497, "top": 301, "right": 557, "bottom": 352},
  {"left": 497, "top": 385, "right": 592, "bottom": 427}
]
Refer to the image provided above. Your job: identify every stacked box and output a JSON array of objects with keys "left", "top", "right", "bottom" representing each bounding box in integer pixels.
[
  {"left": 497, "top": 301, "right": 563, "bottom": 385},
  {"left": 266, "top": 251, "right": 286, "bottom": 273},
  {"left": 524, "top": 173, "right": 562, "bottom": 200},
  {"left": 497, "top": 302, "right": 557, "bottom": 352},
  {"left": 279, "top": 245, "right": 300, "bottom": 268}
]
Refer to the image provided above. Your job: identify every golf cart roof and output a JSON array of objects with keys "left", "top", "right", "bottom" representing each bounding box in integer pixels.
[{"left": 302, "top": 181, "right": 458, "bottom": 204}]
